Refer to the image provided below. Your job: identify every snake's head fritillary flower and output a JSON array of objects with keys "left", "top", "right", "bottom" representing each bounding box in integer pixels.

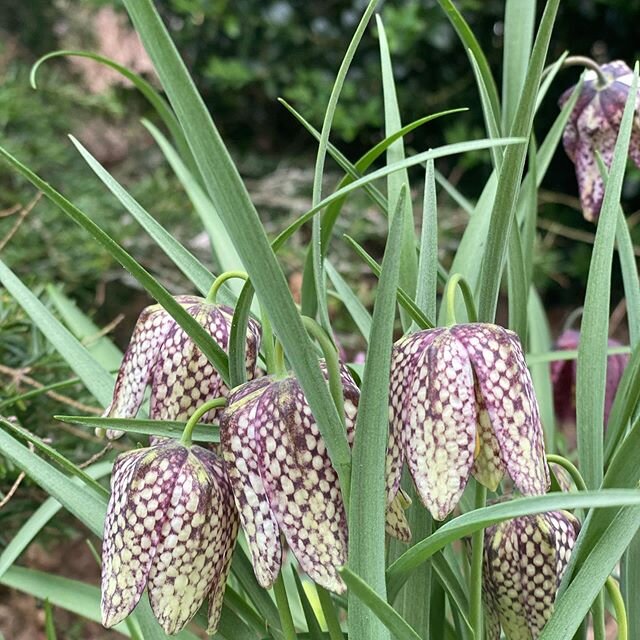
[
  {"left": 559, "top": 60, "right": 640, "bottom": 221},
  {"left": 101, "top": 440, "right": 239, "bottom": 635},
  {"left": 387, "top": 323, "right": 550, "bottom": 521},
  {"left": 102, "top": 296, "right": 261, "bottom": 438},
  {"left": 220, "top": 362, "right": 409, "bottom": 594},
  {"left": 483, "top": 510, "right": 580, "bottom": 639},
  {"left": 550, "top": 329, "right": 628, "bottom": 427}
]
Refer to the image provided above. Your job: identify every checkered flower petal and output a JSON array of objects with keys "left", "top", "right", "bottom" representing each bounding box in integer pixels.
[
  {"left": 483, "top": 510, "right": 580, "bottom": 639},
  {"left": 404, "top": 331, "right": 478, "bottom": 521},
  {"left": 385, "top": 489, "right": 412, "bottom": 543},
  {"left": 222, "top": 368, "right": 351, "bottom": 593},
  {"left": 451, "top": 324, "right": 550, "bottom": 497},
  {"left": 386, "top": 329, "right": 445, "bottom": 505},
  {"left": 389, "top": 323, "right": 549, "bottom": 519},
  {"left": 101, "top": 444, "right": 189, "bottom": 627},
  {"left": 220, "top": 377, "right": 283, "bottom": 589},
  {"left": 222, "top": 362, "right": 377, "bottom": 593},
  {"left": 470, "top": 386, "right": 506, "bottom": 491},
  {"left": 102, "top": 296, "right": 261, "bottom": 440},
  {"left": 559, "top": 60, "right": 640, "bottom": 222},
  {"left": 101, "top": 441, "right": 239, "bottom": 635}
]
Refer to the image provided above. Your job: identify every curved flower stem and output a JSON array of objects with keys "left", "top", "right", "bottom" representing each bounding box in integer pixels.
[
  {"left": 273, "top": 574, "right": 298, "bottom": 640},
  {"left": 301, "top": 316, "right": 346, "bottom": 431},
  {"left": 546, "top": 454, "right": 589, "bottom": 492},
  {"left": 606, "top": 576, "right": 628, "bottom": 640},
  {"left": 469, "top": 482, "right": 487, "bottom": 640},
  {"left": 444, "top": 273, "right": 478, "bottom": 327},
  {"left": 317, "top": 586, "right": 345, "bottom": 640},
  {"left": 562, "top": 55, "right": 609, "bottom": 88},
  {"left": 206, "top": 270, "right": 248, "bottom": 303},
  {"left": 180, "top": 397, "right": 227, "bottom": 446}
]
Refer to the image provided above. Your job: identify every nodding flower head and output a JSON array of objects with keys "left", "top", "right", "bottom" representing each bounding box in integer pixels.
[
  {"left": 387, "top": 323, "right": 549, "bottom": 521},
  {"left": 550, "top": 329, "right": 628, "bottom": 428},
  {"left": 483, "top": 510, "right": 580, "bottom": 640},
  {"left": 559, "top": 60, "right": 640, "bottom": 221},
  {"left": 102, "top": 296, "right": 261, "bottom": 438},
  {"left": 101, "top": 440, "right": 238, "bottom": 635},
  {"left": 220, "top": 363, "right": 410, "bottom": 594}
]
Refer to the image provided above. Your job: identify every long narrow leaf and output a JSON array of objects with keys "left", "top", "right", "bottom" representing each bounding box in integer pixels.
[
  {"left": 576, "top": 67, "right": 638, "bottom": 489},
  {"left": 415, "top": 159, "right": 438, "bottom": 322},
  {"left": 348, "top": 187, "right": 406, "bottom": 640},
  {"left": 377, "top": 15, "right": 418, "bottom": 330},
  {"left": 341, "top": 568, "right": 421, "bottom": 640},
  {"left": 122, "top": 0, "right": 353, "bottom": 492},
  {"left": 0, "top": 145, "right": 231, "bottom": 385},
  {"left": 477, "top": 0, "right": 560, "bottom": 321},
  {"left": 385, "top": 490, "right": 640, "bottom": 600},
  {"left": 0, "top": 258, "right": 113, "bottom": 406},
  {"left": 69, "top": 135, "right": 215, "bottom": 297},
  {"left": 501, "top": 0, "right": 537, "bottom": 131},
  {"left": 306, "top": 0, "right": 378, "bottom": 329}
]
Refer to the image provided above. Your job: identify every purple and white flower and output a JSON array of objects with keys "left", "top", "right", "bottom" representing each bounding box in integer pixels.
[
  {"left": 387, "top": 323, "right": 550, "bottom": 521},
  {"left": 101, "top": 440, "right": 238, "bottom": 634},
  {"left": 559, "top": 60, "right": 640, "bottom": 221},
  {"left": 483, "top": 510, "right": 580, "bottom": 639},
  {"left": 102, "top": 296, "right": 261, "bottom": 438}
]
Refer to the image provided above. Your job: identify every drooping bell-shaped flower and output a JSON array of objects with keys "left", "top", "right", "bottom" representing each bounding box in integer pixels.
[
  {"left": 101, "top": 440, "right": 239, "bottom": 635},
  {"left": 550, "top": 329, "right": 628, "bottom": 427},
  {"left": 103, "top": 296, "right": 261, "bottom": 438},
  {"left": 559, "top": 60, "right": 640, "bottom": 221},
  {"left": 483, "top": 510, "right": 580, "bottom": 640},
  {"left": 387, "top": 323, "right": 550, "bottom": 521},
  {"left": 220, "top": 363, "right": 410, "bottom": 594}
]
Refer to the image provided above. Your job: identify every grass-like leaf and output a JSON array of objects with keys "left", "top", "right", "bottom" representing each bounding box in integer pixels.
[
  {"left": 306, "top": 0, "right": 378, "bottom": 330},
  {"left": 123, "top": 0, "right": 353, "bottom": 492},
  {"left": 377, "top": 15, "right": 418, "bottom": 331},
  {"left": 477, "top": 0, "right": 560, "bottom": 321},
  {"left": 30, "top": 50, "right": 196, "bottom": 175},
  {"left": 347, "top": 186, "right": 406, "bottom": 640},
  {"left": 385, "top": 490, "right": 640, "bottom": 600},
  {"left": 576, "top": 66, "right": 638, "bottom": 489},
  {"left": 142, "top": 119, "right": 245, "bottom": 296},
  {"left": 436, "top": 0, "right": 501, "bottom": 122},
  {"left": 340, "top": 568, "right": 421, "bottom": 640},
  {"left": 55, "top": 415, "right": 219, "bottom": 443},
  {"left": 69, "top": 135, "right": 215, "bottom": 297},
  {"left": 46, "top": 285, "right": 123, "bottom": 370},
  {"left": 0, "top": 145, "right": 231, "bottom": 385},
  {"left": 343, "top": 234, "right": 433, "bottom": 329},
  {"left": 325, "top": 261, "right": 372, "bottom": 343},
  {"left": 0, "top": 462, "right": 112, "bottom": 580},
  {"left": 0, "top": 258, "right": 114, "bottom": 406},
  {"left": 501, "top": 0, "right": 536, "bottom": 131}
]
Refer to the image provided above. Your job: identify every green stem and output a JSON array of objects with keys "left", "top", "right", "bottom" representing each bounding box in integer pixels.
[
  {"left": 301, "top": 316, "right": 346, "bottom": 431},
  {"left": 562, "top": 55, "right": 609, "bottom": 88},
  {"left": 546, "top": 454, "right": 588, "bottom": 492},
  {"left": 469, "top": 482, "right": 487, "bottom": 640},
  {"left": 593, "top": 592, "right": 607, "bottom": 640},
  {"left": 606, "top": 576, "right": 628, "bottom": 640},
  {"left": 317, "top": 586, "right": 345, "bottom": 640},
  {"left": 273, "top": 574, "right": 298, "bottom": 640},
  {"left": 444, "top": 273, "right": 478, "bottom": 326},
  {"left": 180, "top": 397, "right": 227, "bottom": 446},
  {"left": 273, "top": 340, "right": 287, "bottom": 378},
  {"left": 206, "top": 270, "right": 248, "bottom": 303},
  {"left": 260, "top": 301, "right": 277, "bottom": 375}
]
